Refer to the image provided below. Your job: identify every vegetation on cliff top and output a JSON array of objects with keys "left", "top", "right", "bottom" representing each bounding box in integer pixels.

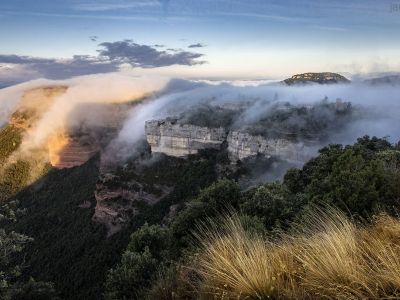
[{"left": 283, "top": 72, "right": 350, "bottom": 85}]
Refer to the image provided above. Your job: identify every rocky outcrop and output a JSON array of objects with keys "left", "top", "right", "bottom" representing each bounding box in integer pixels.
[
  {"left": 46, "top": 102, "right": 132, "bottom": 169},
  {"left": 93, "top": 173, "right": 172, "bottom": 236},
  {"left": 283, "top": 72, "right": 350, "bottom": 85},
  {"left": 48, "top": 136, "right": 99, "bottom": 169},
  {"left": 145, "top": 119, "right": 316, "bottom": 163},
  {"left": 145, "top": 119, "right": 227, "bottom": 157},
  {"left": 227, "top": 131, "right": 313, "bottom": 162}
]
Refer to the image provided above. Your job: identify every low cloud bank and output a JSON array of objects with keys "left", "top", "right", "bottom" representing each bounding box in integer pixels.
[
  {"left": 0, "top": 73, "right": 170, "bottom": 157},
  {"left": 113, "top": 80, "right": 400, "bottom": 160},
  {"left": 1, "top": 75, "right": 399, "bottom": 169}
]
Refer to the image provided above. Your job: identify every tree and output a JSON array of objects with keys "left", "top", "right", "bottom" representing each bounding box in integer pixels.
[
  {"left": 0, "top": 201, "right": 59, "bottom": 300},
  {"left": 105, "top": 224, "right": 170, "bottom": 300},
  {"left": 240, "top": 182, "right": 304, "bottom": 229},
  {"left": 284, "top": 136, "right": 400, "bottom": 217}
]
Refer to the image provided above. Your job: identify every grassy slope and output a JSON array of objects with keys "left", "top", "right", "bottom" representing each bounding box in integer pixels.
[{"left": 194, "top": 209, "right": 400, "bottom": 299}]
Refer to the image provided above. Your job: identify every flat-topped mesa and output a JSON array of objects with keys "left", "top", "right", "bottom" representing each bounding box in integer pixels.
[
  {"left": 145, "top": 119, "right": 227, "bottom": 157},
  {"left": 284, "top": 72, "right": 350, "bottom": 85},
  {"left": 145, "top": 119, "right": 316, "bottom": 163}
]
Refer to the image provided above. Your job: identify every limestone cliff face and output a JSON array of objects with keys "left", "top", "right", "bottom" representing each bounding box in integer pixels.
[
  {"left": 48, "top": 135, "right": 99, "bottom": 169},
  {"left": 227, "top": 131, "right": 312, "bottom": 162},
  {"left": 145, "top": 119, "right": 315, "bottom": 163},
  {"left": 145, "top": 119, "right": 227, "bottom": 157}
]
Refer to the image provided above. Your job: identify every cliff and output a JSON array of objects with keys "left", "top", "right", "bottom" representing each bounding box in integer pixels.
[
  {"left": 93, "top": 173, "right": 172, "bottom": 236},
  {"left": 145, "top": 119, "right": 227, "bottom": 157},
  {"left": 48, "top": 135, "right": 100, "bottom": 169},
  {"left": 227, "top": 131, "right": 312, "bottom": 162},
  {"left": 145, "top": 119, "right": 315, "bottom": 163}
]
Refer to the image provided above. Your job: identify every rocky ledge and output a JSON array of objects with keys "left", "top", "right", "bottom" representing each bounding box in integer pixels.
[
  {"left": 145, "top": 119, "right": 227, "bottom": 157},
  {"left": 145, "top": 119, "right": 315, "bottom": 163},
  {"left": 227, "top": 131, "right": 313, "bottom": 162},
  {"left": 93, "top": 173, "right": 172, "bottom": 236}
]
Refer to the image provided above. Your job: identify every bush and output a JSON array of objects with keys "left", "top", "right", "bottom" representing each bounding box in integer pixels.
[
  {"left": 0, "top": 125, "right": 22, "bottom": 164},
  {"left": 105, "top": 248, "right": 158, "bottom": 300},
  {"left": 0, "top": 160, "right": 31, "bottom": 201},
  {"left": 105, "top": 223, "right": 170, "bottom": 300},
  {"left": 9, "top": 278, "right": 60, "bottom": 300},
  {"left": 284, "top": 136, "right": 400, "bottom": 217},
  {"left": 240, "top": 182, "right": 304, "bottom": 229},
  {"left": 170, "top": 180, "right": 241, "bottom": 250},
  {"left": 127, "top": 223, "right": 170, "bottom": 260}
]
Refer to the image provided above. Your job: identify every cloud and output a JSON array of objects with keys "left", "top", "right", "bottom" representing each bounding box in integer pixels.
[
  {"left": 73, "top": 1, "right": 161, "bottom": 11},
  {"left": 4, "top": 10, "right": 188, "bottom": 22},
  {"left": 98, "top": 40, "right": 206, "bottom": 68},
  {"left": 0, "top": 54, "right": 119, "bottom": 81},
  {"left": 0, "top": 40, "right": 205, "bottom": 84},
  {"left": 188, "top": 43, "right": 205, "bottom": 48},
  {"left": 114, "top": 80, "right": 400, "bottom": 163},
  {"left": 0, "top": 73, "right": 170, "bottom": 153},
  {"left": 90, "top": 35, "right": 99, "bottom": 42},
  {"left": 312, "top": 25, "right": 348, "bottom": 32}
]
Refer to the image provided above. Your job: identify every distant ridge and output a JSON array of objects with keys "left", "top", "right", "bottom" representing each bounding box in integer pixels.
[
  {"left": 283, "top": 72, "right": 350, "bottom": 85},
  {"left": 364, "top": 74, "right": 400, "bottom": 86}
]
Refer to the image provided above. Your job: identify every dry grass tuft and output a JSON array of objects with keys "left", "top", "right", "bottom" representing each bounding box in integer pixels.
[{"left": 193, "top": 209, "right": 400, "bottom": 299}]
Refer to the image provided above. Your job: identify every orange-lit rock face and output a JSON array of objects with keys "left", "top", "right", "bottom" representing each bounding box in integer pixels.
[
  {"left": 9, "top": 85, "right": 136, "bottom": 169},
  {"left": 47, "top": 132, "right": 70, "bottom": 166},
  {"left": 8, "top": 85, "right": 101, "bottom": 169},
  {"left": 48, "top": 134, "right": 99, "bottom": 169}
]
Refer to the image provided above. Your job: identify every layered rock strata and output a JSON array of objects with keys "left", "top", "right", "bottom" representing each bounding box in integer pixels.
[
  {"left": 145, "top": 119, "right": 227, "bottom": 157},
  {"left": 145, "top": 119, "right": 315, "bottom": 162},
  {"left": 227, "top": 131, "right": 312, "bottom": 162},
  {"left": 93, "top": 173, "right": 172, "bottom": 236}
]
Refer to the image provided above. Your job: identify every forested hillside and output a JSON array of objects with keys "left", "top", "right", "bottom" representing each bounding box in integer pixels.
[{"left": 1, "top": 131, "right": 399, "bottom": 299}]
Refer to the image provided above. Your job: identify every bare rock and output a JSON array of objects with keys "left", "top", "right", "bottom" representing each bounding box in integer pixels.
[{"left": 145, "top": 119, "right": 227, "bottom": 157}]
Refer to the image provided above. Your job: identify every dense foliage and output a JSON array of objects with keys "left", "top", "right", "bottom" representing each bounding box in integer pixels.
[
  {"left": 105, "top": 136, "right": 400, "bottom": 299},
  {"left": 1, "top": 134, "right": 399, "bottom": 299},
  {"left": 0, "top": 201, "right": 58, "bottom": 300},
  {"left": 0, "top": 125, "right": 22, "bottom": 164}
]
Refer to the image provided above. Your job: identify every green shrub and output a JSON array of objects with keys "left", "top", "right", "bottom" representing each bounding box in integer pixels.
[
  {"left": 105, "top": 248, "right": 158, "bottom": 300},
  {"left": 284, "top": 136, "right": 400, "bottom": 217},
  {"left": 127, "top": 223, "right": 170, "bottom": 260},
  {"left": 0, "top": 160, "right": 30, "bottom": 200},
  {"left": 171, "top": 180, "right": 241, "bottom": 250},
  {"left": 0, "top": 126, "right": 22, "bottom": 164},
  {"left": 240, "top": 182, "right": 304, "bottom": 229}
]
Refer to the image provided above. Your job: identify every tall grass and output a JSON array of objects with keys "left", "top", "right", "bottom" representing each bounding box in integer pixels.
[{"left": 193, "top": 208, "right": 400, "bottom": 299}]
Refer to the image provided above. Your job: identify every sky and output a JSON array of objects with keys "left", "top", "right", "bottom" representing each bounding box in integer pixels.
[{"left": 1, "top": 0, "right": 400, "bottom": 84}]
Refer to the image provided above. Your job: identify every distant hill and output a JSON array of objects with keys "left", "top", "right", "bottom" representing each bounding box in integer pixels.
[
  {"left": 283, "top": 72, "right": 350, "bottom": 85},
  {"left": 364, "top": 74, "right": 400, "bottom": 86}
]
